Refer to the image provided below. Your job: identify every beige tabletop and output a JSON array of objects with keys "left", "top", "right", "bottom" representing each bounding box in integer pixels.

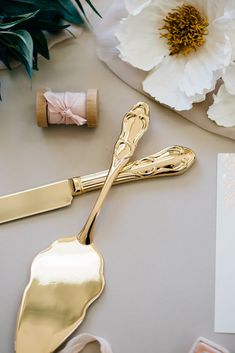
[{"left": 1, "top": 15, "right": 235, "bottom": 353}]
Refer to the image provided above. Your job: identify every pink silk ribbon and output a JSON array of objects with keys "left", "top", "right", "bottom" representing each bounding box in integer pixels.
[
  {"left": 59, "top": 333, "right": 113, "bottom": 353},
  {"left": 44, "top": 91, "right": 87, "bottom": 126}
]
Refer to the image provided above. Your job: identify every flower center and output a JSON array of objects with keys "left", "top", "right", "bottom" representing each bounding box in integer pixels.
[{"left": 159, "top": 4, "right": 209, "bottom": 56}]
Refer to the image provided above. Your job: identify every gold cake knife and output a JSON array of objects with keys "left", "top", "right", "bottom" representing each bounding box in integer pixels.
[{"left": 0, "top": 145, "right": 195, "bottom": 224}]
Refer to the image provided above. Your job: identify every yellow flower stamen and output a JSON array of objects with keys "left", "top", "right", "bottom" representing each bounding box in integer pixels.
[{"left": 159, "top": 4, "right": 209, "bottom": 56}]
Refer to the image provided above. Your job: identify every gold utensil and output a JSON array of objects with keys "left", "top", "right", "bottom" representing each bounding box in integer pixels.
[
  {"left": 0, "top": 146, "right": 195, "bottom": 224},
  {"left": 15, "top": 102, "right": 150, "bottom": 353}
]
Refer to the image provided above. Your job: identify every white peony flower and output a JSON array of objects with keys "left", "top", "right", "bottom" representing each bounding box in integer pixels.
[{"left": 116, "top": 0, "right": 235, "bottom": 111}]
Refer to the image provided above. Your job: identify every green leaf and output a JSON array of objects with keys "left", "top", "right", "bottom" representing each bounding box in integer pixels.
[
  {"left": 73, "top": 1, "right": 88, "bottom": 21},
  {"left": 56, "top": 0, "right": 84, "bottom": 24},
  {"left": 30, "top": 29, "right": 49, "bottom": 59},
  {"left": 0, "top": 10, "right": 39, "bottom": 29},
  {"left": 84, "top": 0, "right": 102, "bottom": 18},
  {"left": 24, "top": 18, "right": 70, "bottom": 32},
  {"left": 74, "top": 0, "right": 102, "bottom": 20},
  {"left": 0, "top": 0, "right": 100, "bottom": 82},
  {"left": 16, "top": 0, "right": 84, "bottom": 24},
  {"left": 0, "top": 29, "right": 33, "bottom": 77},
  {"left": 0, "top": 0, "right": 100, "bottom": 20},
  {"left": 15, "top": 11, "right": 71, "bottom": 32},
  {"left": 0, "top": 44, "right": 12, "bottom": 70},
  {"left": 0, "top": 1, "right": 38, "bottom": 15},
  {"left": 33, "top": 53, "right": 39, "bottom": 70}
]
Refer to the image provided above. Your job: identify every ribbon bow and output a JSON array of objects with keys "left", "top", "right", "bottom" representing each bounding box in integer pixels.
[{"left": 44, "top": 91, "right": 87, "bottom": 126}]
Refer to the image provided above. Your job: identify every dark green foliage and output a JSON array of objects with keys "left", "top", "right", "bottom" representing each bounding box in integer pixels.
[{"left": 0, "top": 0, "right": 99, "bottom": 77}]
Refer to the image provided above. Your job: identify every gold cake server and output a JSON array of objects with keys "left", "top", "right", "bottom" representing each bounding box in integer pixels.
[
  {"left": 15, "top": 102, "right": 149, "bottom": 353},
  {"left": 0, "top": 146, "right": 195, "bottom": 224}
]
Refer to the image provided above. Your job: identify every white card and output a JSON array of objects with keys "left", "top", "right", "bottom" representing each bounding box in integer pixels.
[{"left": 215, "top": 153, "right": 235, "bottom": 333}]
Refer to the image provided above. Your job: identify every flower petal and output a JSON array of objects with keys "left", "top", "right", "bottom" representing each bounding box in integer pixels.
[
  {"left": 223, "top": 62, "right": 235, "bottom": 95},
  {"left": 208, "top": 84, "right": 235, "bottom": 127},
  {"left": 192, "top": 0, "right": 235, "bottom": 21},
  {"left": 151, "top": 0, "right": 179, "bottom": 13},
  {"left": 178, "top": 22, "right": 232, "bottom": 97},
  {"left": 115, "top": 5, "right": 168, "bottom": 71},
  {"left": 124, "top": 0, "right": 151, "bottom": 15},
  {"left": 143, "top": 56, "right": 194, "bottom": 110},
  {"left": 190, "top": 0, "right": 212, "bottom": 19},
  {"left": 228, "top": 26, "right": 235, "bottom": 59},
  {"left": 214, "top": 0, "right": 235, "bottom": 21}
]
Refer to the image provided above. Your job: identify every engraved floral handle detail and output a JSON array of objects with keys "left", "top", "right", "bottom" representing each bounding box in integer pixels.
[
  {"left": 73, "top": 145, "right": 195, "bottom": 194},
  {"left": 112, "top": 102, "right": 149, "bottom": 164},
  {"left": 121, "top": 145, "right": 195, "bottom": 178},
  {"left": 78, "top": 102, "right": 150, "bottom": 244}
]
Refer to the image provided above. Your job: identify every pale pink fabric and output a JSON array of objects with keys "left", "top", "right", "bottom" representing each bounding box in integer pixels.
[
  {"left": 189, "top": 337, "right": 230, "bottom": 353},
  {"left": 44, "top": 91, "right": 87, "bottom": 126},
  {"left": 59, "top": 333, "right": 113, "bottom": 353}
]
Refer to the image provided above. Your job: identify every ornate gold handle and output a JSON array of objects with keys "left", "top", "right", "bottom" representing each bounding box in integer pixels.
[
  {"left": 78, "top": 102, "right": 150, "bottom": 245},
  {"left": 72, "top": 145, "right": 195, "bottom": 195}
]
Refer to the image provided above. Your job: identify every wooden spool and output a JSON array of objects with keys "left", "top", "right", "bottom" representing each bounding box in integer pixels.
[{"left": 36, "top": 89, "right": 99, "bottom": 128}]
